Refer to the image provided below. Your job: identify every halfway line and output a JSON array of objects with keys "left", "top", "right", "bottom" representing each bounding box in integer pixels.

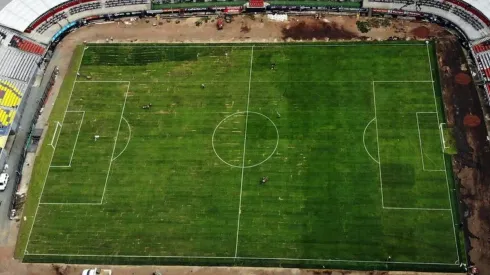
[{"left": 235, "top": 45, "right": 254, "bottom": 258}]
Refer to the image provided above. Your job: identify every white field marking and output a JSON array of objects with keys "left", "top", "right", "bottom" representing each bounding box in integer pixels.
[
  {"left": 235, "top": 45, "right": 254, "bottom": 258},
  {"left": 372, "top": 82, "right": 384, "bottom": 207},
  {"left": 100, "top": 82, "right": 130, "bottom": 203},
  {"left": 49, "top": 165, "right": 71, "bottom": 168},
  {"left": 86, "top": 43, "right": 428, "bottom": 48},
  {"left": 112, "top": 117, "right": 132, "bottom": 162},
  {"left": 383, "top": 206, "right": 451, "bottom": 211},
  {"left": 373, "top": 80, "right": 434, "bottom": 83},
  {"left": 25, "top": 47, "right": 87, "bottom": 256},
  {"left": 68, "top": 111, "right": 85, "bottom": 167},
  {"left": 77, "top": 80, "right": 435, "bottom": 83},
  {"left": 415, "top": 113, "right": 425, "bottom": 171},
  {"left": 23, "top": 253, "right": 458, "bottom": 265},
  {"left": 211, "top": 111, "right": 279, "bottom": 169},
  {"left": 48, "top": 121, "right": 62, "bottom": 150},
  {"left": 426, "top": 43, "right": 460, "bottom": 263},
  {"left": 39, "top": 202, "right": 99, "bottom": 205},
  {"left": 416, "top": 112, "right": 445, "bottom": 172},
  {"left": 362, "top": 118, "right": 379, "bottom": 164},
  {"left": 75, "top": 80, "right": 128, "bottom": 83}
]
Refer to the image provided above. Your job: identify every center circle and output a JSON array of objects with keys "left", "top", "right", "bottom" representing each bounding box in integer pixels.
[{"left": 212, "top": 111, "right": 279, "bottom": 168}]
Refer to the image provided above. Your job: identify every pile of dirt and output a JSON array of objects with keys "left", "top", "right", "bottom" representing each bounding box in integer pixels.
[
  {"left": 463, "top": 114, "right": 482, "bottom": 127},
  {"left": 411, "top": 26, "right": 430, "bottom": 38},
  {"left": 455, "top": 72, "right": 472, "bottom": 85},
  {"left": 282, "top": 20, "right": 357, "bottom": 40}
]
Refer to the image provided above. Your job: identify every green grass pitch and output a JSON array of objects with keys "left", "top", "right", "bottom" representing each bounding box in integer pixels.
[{"left": 17, "top": 42, "right": 464, "bottom": 270}]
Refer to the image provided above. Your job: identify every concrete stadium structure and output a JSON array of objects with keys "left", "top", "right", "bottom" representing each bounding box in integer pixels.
[{"left": 0, "top": 1, "right": 490, "bottom": 269}]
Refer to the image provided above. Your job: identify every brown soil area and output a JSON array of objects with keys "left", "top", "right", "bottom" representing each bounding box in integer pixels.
[
  {"left": 455, "top": 73, "right": 472, "bottom": 85},
  {"left": 463, "top": 114, "right": 482, "bottom": 127},
  {"left": 0, "top": 14, "right": 463, "bottom": 275},
  {"left": 411, "top": 26, "right": 430, "bottom": 39},
  {"left": 436, "top": 38, "right": 490, "bottom": 274},
  {"left": 282, "top": 19, "right": 357, "bottom": 40}
]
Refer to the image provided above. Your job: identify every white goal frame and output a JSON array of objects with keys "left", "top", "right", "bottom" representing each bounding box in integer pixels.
[{"left": 48, "top": 121, "right": 62, "bottom": 150}]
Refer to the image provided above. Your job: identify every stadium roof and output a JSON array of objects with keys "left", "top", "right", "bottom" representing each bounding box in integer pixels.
[
  {"left": 466, "top": 0, "right": 490, "bottom": 20},
  {"left": 0, "top": 0, "right": 10, "bottom": 11},
  {"left": 0, "top": 0, "right": 489, "bottom": 33},
  {"left": 0, "top": 0, "right": 63, "bottom": 32}
]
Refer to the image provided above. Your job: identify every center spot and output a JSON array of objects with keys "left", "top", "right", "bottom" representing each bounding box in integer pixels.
[{"left": 212, "top": 111, "right": 279, "bottom": 168}]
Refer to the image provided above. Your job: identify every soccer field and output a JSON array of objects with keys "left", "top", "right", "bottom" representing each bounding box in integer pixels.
[{"left": 18, "top": 42, "right": 464, "bottom": 270}]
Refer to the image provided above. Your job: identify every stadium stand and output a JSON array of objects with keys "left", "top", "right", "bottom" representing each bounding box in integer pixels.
[
  {"left": 0, "top": 0, "right": 151, "bottom": 43},
  {"left": 34, "top": 12, "right": 69, "bottom": 34},
  {"left": 0, "top": 47, "right": 41, "bottom": 82},
  {"left": 471, "top": 36, "right": 490, "bottom": 97},
  {"left": 363, "top": 0, "right": 490, "bottom": 39},
  {"left": 9, "top": 35, "right": 45, "bottom": 55},
  {"left": 106, "top": 0, "right": 149, "bottom": 8},
  {"left": 0, "top": 38, "right": 38, "bottom": 147},
  {"left": 69, "top": 2, "right": 102, "bottom": 15}
]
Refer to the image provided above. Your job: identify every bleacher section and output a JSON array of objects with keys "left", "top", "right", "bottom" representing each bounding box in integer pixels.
[
  {"left": 0, "top": 47, "right": 41, "bottom": 82},
  {"left": 9, "top": 35, "right": 45, "bottom": 55},
  {"left": 69, "top": 2, "right": 102, "bottom": 15},
  {"left": 0, "top": 38, "right": 38, "bottom": 146},
  {"left": 472, "top": 37, "right": 490, "bottom": 99},
  {"left": 0, "top": 82, "right": 21, "bottom": 108},
  {"left": 105, "top": 0, "right": 149, "bottom": 8},
  {"left": 36, "top": 12, "right": 68, "bottom": 34},
  {"left": 364, "top": 0, "right": 490, "bottom": 39},
  {"left": 0, "top": 109, "right": 16, "bottom": 128},
  {"left": 452, "top": 5, "right": 484, "bottom": 30}
]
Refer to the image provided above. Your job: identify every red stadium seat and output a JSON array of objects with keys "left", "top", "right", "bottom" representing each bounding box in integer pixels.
[{"left": 249, "top": 0, "right": 264, "bottom": 8}]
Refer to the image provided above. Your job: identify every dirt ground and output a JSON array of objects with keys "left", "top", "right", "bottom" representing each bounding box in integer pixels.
[
  {"left": 0, "top": 14, "right": 467, "bottom": 275},
  {"left": 435, "top": 38, "right": 490, "bottom": 275}
]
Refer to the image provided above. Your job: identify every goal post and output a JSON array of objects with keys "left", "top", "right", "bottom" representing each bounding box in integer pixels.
[
  {"left": 49, "top": 121, "right": 62, "bottom": 149},
  {"left": 439, "top": 122, "right": 456, "bottom": 155}
]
